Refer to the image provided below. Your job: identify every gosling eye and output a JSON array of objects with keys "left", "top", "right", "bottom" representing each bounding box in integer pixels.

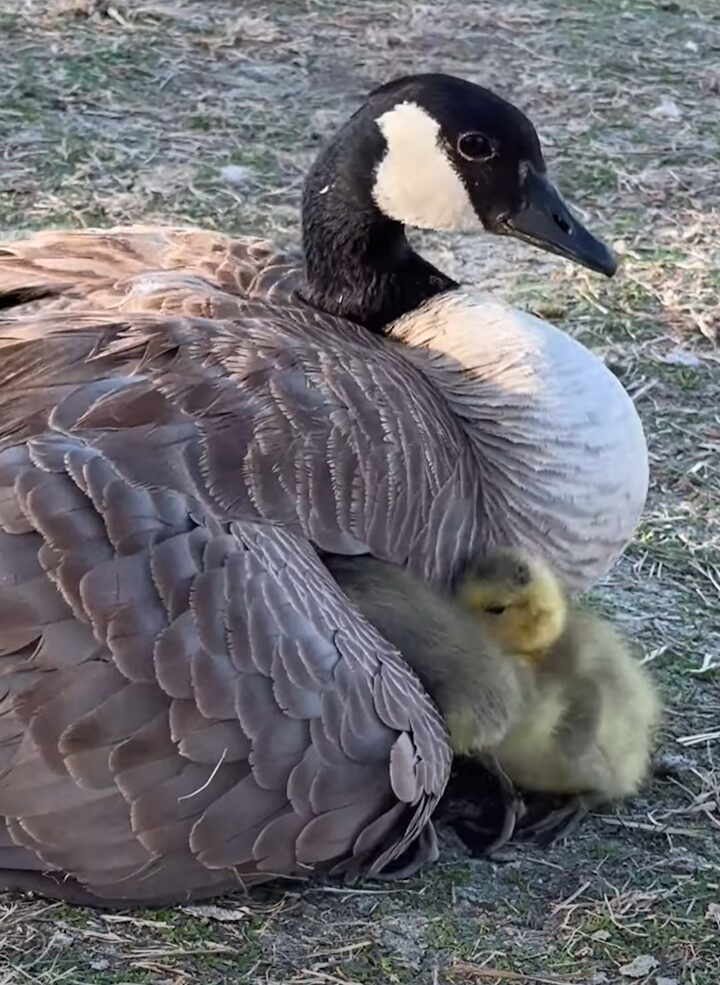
[
  {"left": 484, "top": 605, "right": 507, "bottom": 616},
  {"left": 457, "top": 132, "right": 495, "bottom": 162}
]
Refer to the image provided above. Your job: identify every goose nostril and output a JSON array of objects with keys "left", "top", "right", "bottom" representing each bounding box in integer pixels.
[{"left": 553, "top": 213, "right": 572, "bottom": 235}]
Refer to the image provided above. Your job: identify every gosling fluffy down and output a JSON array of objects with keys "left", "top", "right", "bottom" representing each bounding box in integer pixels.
[
  {"left": 457, "top": 548, "right": 662, "bottom": 801},
  {"left": 324, "top": 554, "right": 524, "bottom": 756}
]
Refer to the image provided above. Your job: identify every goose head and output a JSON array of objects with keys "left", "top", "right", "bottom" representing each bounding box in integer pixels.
[{"left": 302, "top": 73, "right": 616, "bottom": 328}]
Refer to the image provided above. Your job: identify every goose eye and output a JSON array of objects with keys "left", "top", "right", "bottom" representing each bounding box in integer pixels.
[
  {"left": 457, "top": 132, "right": 494, "bottom": 161},
  {"left": 485, "top": 605, "right": 507, "bottom": 616}
]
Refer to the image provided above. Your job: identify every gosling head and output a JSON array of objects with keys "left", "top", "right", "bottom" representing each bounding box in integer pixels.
[
  {"left": 308, "top": 73, "right": 616, "bottom": 277},
  {"left": 457, "top": 547, "right": 568, "bottom": 659}
]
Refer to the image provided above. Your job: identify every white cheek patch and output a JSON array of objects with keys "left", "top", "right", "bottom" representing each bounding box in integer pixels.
[{"left": 372, "top": 102, "right": 482, "bottom": 232}]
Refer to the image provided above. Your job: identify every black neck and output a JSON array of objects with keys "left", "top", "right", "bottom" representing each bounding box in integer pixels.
[{"left": 299, "top": 143, "right": 457, "bottom": 333}]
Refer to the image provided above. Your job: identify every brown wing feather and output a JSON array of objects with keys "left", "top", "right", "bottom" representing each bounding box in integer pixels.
[
  {"left": 0, "top": 303, "right": 480, "bottom": 585},
  {"left": 0, "top": 431, "right": 449, "bottom": 903},
  {"left": 0, "top": 226, "right": 300, "bottom": 314}
]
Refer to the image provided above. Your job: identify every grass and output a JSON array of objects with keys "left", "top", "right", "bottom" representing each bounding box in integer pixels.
[{"left": 0, "top": 0, "right": 719, "bottom": 983}]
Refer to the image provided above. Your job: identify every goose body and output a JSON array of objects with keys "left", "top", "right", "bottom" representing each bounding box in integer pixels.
[{"left": 0, "top": 74, "right": 648, "bottom": 905}]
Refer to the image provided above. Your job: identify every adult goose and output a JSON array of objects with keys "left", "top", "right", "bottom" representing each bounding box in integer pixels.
[{"left": 0, "top": 74, "right": 648, "bottom": 906}]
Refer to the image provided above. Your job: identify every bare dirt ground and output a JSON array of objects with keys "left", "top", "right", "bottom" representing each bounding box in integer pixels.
[{"left": 0, "top": 1, "right": 718, "bottom": 983}]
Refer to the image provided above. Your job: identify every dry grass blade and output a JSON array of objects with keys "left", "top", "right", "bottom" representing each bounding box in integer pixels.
[{"left": 449, "top": 961, "right": 576, "bottom": 984}]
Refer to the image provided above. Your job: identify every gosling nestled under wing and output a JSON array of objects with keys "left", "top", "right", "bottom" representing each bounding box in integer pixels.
[
  {"left": 457, "top": 548, "right": 662, "bottom": 806},
  {"left": 324, "top": 555, "right": 524, "bottom": 757}
]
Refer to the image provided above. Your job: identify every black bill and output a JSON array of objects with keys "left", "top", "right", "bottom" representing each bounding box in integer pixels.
[{"left": 500, "top": 167, "right": 617, "bottom": 277}]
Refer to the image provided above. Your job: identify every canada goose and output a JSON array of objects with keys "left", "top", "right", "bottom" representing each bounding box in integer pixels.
[
  {"left": 456, "top": 548, "right": 662, "bottom": 831},
  {"left": 0, "top": 74, "right": 648, "bottom": 905}
]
